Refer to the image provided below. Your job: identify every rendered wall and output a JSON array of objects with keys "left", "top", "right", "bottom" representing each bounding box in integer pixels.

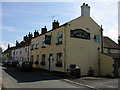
[
  {"left": 65, "top": 16, "right": 101, "bottom": 76},
  {"left": 31, "top": 26, "right": 65, "bottom": 72},
  {"left": 100, "top": 53, "right": 114, "bottom": 77}
]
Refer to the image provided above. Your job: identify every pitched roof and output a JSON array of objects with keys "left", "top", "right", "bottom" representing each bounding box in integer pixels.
[{"left": 103, "top": 36, "right": 119, "bottom": 49}]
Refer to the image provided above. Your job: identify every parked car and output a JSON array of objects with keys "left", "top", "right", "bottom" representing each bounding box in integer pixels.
[
  {"left": 17, "top": 61, "right": 33, "bottom": 71},
  {"left": 8, "top": 60, "right": 18, "bottom": 67},
  {"left": 3, "top": 60, "right": 11, "bottom": 66}
]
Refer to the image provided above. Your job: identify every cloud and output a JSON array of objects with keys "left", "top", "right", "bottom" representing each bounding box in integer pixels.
[
  {"left": 0, "top": 41, "right": 15, "bottom": 51},
  {"left": 103, "top": 24, "right": 118, "bottom": 43}
]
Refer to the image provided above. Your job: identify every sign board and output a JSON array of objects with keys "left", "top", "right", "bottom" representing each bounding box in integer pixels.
[{"left": 70, "top": 29, "right": 90, "bottom": 40}]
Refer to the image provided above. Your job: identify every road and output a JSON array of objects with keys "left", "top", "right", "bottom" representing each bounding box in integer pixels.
[
  {"left": 2, "top": 65, "right": 119, "bottom": 89},
  {"left": 2, "top": 66, "right": 90, "bottom": 89}
]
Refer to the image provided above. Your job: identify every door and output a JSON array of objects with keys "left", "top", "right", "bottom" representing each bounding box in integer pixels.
[{"left": 49, "top": 54, "right": 53, "bottom": 71}]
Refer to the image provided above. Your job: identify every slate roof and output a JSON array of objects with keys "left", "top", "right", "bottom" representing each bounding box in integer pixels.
[{"left": 103, "top": 36, "right": 119, "bottom": 49}]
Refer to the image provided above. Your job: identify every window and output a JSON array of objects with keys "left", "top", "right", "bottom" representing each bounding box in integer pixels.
[
  {"left": 56, "top": 53, "right": 62, "bottom": 67},
  {"left": 41, "top": 38, "right": 46, "bottom": 48},
  {"left": 36, "top": 55, "right": 39, "bottom": 61},
  {"left": 25, "top": 48, "right": 27, "bottom": 52},
  {"left": 94, "top": 34, "right": 100, "bottom": 43},
  {"left": 13, "top": 51, "right": 15, "bottom": 55},
  {"left": 35, "top": 41, "right": 39, "bottom": 49},
  {"left": 107, "top": 48, "right": 111, "bottom": 54},
  {"left": 56, "top": 32, "right": 62, "bottom": 45},
  {"left": 35, "top": 55, "right": 39, "bottom": 65},
  {"left": 45, "top": 35, "right": 51, "bottom": 45},
  {"left": 31, "top": 55, "right": 34, "bottom": 61},
  {"left": 41, "top": 54, "right": 45, "bottom": 65},
  {"left": 31, "top": 42, "right": 34, "bottom": 50},
  {"left": 20, "top": 50, "right": 22, "bottom": 54}
]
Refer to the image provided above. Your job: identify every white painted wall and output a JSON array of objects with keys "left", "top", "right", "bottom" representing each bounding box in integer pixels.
[{"left": 12, "top": 45, "right": 31, "bottom": 61}]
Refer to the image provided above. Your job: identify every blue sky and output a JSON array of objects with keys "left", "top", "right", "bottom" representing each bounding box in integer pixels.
[{"left": 0, "top": 0, "right": 119, "bottom": 51}]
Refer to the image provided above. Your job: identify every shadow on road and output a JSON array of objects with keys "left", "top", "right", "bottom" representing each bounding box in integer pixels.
[{"left": 2, "top": 66, "right": 66, "bottom": 83}]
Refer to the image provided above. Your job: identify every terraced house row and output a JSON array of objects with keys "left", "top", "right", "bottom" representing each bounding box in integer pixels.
[{"left": 3, "top": 3, "right": 120, "bottom": 77}]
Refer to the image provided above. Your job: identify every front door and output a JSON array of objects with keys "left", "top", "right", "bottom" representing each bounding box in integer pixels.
[{"left": 49, "top": 54, "right": 53, "bottom": 71}]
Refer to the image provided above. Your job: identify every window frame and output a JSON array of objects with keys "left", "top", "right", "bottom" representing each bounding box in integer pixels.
[
  {"left": 41, "top": 54, "right": 45, "bottom": 65},
  {"left": 41, "top": 38, "right": 46, "bottom": 48},
  {"left": 35, "top": 41, "right": 39, "bottom": 49},
  {"left": 31, "top": 42, "right": 34, "bottom": 50},
  {"left": 56, "top": 53, "right": 62, "bottom": 67},
  {"left": 94, "top": 34, "right": 100, "bottom": 43},
  {"left": 56, "top": 32, "right": 63, "bottom": 45}
]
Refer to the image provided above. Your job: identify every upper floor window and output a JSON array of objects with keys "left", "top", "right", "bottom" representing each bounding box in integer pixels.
[
  {"left": 107, "top": 48, "right": 111, "bottom": 54},
  {"left": 25, "top": 48, "right": 27, "bottom": 52},
  {"left": 31, "top": 42, "right": 34, "bottom": 50},
  {"left": 94, "top": 34, "right": 100, "bottom": 43},
  {"left": 13, "top": 51, "right": 15, "bottom": 55},
  {"left": 35, "top": 41, "right": 39, "bottom": 49},
  {"left": 56, "top": 32, "right": 62, "bottom": 45},
  {"left": 41, "top": 38, "right": 46, "bottom": 48},
  {"left": 56, "top": 53, "right": 62, "bottom": 67},
  {"left": 20, "top": 50, "right": 22, "bottom": 54}
]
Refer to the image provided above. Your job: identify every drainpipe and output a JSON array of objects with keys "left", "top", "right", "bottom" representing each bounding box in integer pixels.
[
  {"left": 98, "top": 47, "right": 101, "bottom": 76},
  {"left": 101, "top": 25, "right": 103, "bottom": 53},
  {"left": 64, "top": 23, "right": 67, "bottom": 73}
]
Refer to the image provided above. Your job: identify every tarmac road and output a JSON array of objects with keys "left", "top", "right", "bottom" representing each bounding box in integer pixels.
[{"left": 2, "top": 66, "right": 91, "bottom": 89}]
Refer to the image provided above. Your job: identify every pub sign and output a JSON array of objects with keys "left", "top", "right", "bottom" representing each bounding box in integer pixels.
[{"left": 70, "top": 29, "right": 90, "bottom": 40}]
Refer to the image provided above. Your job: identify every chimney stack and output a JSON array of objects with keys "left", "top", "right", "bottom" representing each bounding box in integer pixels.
[
  {"left": 34, "top": 30, "right": 39, "bottom": 37},
  {"left": 28, "top": 32, "right": 33, "bottom": 40},
  {"left": 81, "top": 3, "right": 90, "bottom": 16},
  {"left": 23, "top": 35, "right": 28, "bottom": 42},
  {"left": 52, "top": 20, "right": 59, "bottom": 29},
  {"left": 8, "top": 44, "right": 10, "bottom": 49},
  {"left": 16, "top": 40, "right": 19, "bottom": 46},
  {"left": 41, "top": 26, "right": 47, "bottom": 34}
]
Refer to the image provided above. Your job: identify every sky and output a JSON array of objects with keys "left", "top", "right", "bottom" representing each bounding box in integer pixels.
[{"left": 0, "top": 0, "right": 119, "bottom": 51}]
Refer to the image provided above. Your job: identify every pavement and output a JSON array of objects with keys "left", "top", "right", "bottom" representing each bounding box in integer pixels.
[{"left": 64, "top": 77, "right": 119, "bottom": 90}]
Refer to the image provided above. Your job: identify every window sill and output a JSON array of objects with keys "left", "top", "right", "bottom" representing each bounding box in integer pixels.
[
  {"left": 35, "top": 48, "right": 39, "bottom": 49},
  {"left": 56, "top": 41, "right": 62, "bottom": 45},
  {"left": 41, "top": 46, "right": 46, "bottom": 48},
  {"left": 34, "top": 61, "right": 39, "bottom": 65},
  {"left": 40, "top": 62, "right": 45, "bottom": 65},
  {"left": 56, "top": 63, "right": 62, "bottom": 67}
]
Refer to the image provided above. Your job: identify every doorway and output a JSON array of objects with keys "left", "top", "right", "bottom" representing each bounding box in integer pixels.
[{"left": 49, "top": 54, "right": 53, "bottom": 71}]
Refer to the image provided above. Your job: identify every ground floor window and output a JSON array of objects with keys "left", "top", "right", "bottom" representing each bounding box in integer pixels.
[
  {"left": 31, "top": 55, "right": 34, "bottom": 61},
  {"left": 40, "top": 54, "right": 45, "bottom": 65},
  {"left": 56, "top": 53, "right": 62, "bottom": 67},
  {"left": 34, "top": 55, "right": 39, "bottom": 65}
]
